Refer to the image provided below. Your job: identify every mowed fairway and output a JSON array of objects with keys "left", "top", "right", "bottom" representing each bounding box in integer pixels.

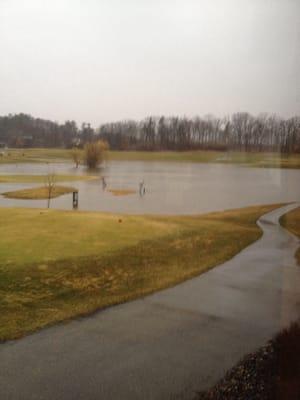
[{"left": 0, "top": 204, "right": 282, "bottom": 341}]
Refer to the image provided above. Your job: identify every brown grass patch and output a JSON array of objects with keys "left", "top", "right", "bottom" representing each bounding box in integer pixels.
[{"left": 2, "top": 185, "right": 77, "bottom": 200}]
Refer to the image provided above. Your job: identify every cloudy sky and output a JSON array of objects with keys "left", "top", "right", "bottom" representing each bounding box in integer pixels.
[{"left": 0, "top": 0, "right": 299, "bottom": 126}]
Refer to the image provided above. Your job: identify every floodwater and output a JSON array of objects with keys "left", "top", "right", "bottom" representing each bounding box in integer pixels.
[{"left": 0, "top": 161, "right": 299, "bottom": 214}]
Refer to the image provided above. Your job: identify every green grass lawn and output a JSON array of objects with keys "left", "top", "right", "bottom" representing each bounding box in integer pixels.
[
  {"left": 280, "top": 206, "right": 300, "bottom": 265},
  {"left": 0, "top": 204, "right": 281, "bottom": 341},
  {"left": 1, "top": 148, "right": 300, "bottom": 168}
]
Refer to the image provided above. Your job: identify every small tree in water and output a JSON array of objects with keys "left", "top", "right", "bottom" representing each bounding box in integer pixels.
[
  {"left": 45, "top": 173, "right": 56, "bottom": 208},
  {"left": 71, "top": 147, "right": 81, "bottom": 168},
  {"left": 84, "top": 140, "right": 109, "bottom": 169}
]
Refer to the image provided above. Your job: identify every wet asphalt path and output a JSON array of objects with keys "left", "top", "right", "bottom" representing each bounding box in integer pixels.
[{"left": 0, "top": 204, "right": 300, "bottom": 400}]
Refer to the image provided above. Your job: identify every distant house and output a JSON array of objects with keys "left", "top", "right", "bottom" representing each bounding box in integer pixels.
[
  {"left": 71, "top": 137, "right": 82, "bottom": 147},
  {"left": 0, "top": 142, "right": 7, "bottom": 157},
  {"left": 22, "top": 135, "right": 33, "bottom": 147}
]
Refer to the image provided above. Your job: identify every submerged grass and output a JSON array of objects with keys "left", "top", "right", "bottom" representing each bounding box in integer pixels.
[
  {"left": 0, "top": 204, "right": 281, "bottom": 341},
  {"left": 108, "top": 189, "right": 136, "bottom": 196}
]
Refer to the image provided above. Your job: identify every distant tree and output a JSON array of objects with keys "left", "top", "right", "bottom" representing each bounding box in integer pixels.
[
  {"left": 81, "top": 123, "right": 95, "bottom": 144},
  {"left": 1, "top": 112, "right": 300, "bottom": 153},
  {"left": 61, "top": 120, "right": 78, "bottom": 148},
  {"left": 84, "top": 140, "right": 109, "bottom": 169},
  {"left": 45, "top": 173, "right": 56, "bottom": 208},
  {"left": 158, "top": 116, "right": 168, "bottom": 149},
  {"left": 70, "top": 147, "right": 81, "bottom": 168}
]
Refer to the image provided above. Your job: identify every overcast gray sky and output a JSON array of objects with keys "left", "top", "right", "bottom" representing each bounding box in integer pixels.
[{"left": 0, "top": 0, "right": 299, "bottom": 126}]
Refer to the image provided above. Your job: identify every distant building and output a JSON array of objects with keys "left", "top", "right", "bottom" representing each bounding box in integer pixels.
[
  {"left": 0, "top": 142, "right": 7, "bottom": 149},
  {"left": 71, "top": 137, "right": 82, "bottom": 147},
  {"left": 22, "top": 135, "right": 33, "bottom": 147}
]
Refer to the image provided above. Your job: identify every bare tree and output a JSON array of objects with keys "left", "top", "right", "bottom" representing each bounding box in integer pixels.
[
  {"left": 45, "top": 173, "right": 56, "bottom": 208},
  {"left": 71, "top": 147, "right": 81, "bottom": 168},
  {"left": 1, "top": 112, "right": 300, "bottom": 153}
]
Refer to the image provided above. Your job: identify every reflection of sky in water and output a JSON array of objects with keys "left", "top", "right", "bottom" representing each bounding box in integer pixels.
[{"left": 0, "top": 162, "right": 299, "bottom": 215}]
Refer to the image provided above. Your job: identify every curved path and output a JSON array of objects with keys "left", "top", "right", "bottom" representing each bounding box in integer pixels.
[{"left": 1, "top": 204, "right": 300, "bottom": 400}]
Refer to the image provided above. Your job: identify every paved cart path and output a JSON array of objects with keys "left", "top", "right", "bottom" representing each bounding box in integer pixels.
[{"left": 1, "top": 204, "right": 300, "bottom": 400}]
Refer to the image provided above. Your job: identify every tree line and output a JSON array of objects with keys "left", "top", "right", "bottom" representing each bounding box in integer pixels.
[
  {"left": 1, "top": 112, "right": 300, "bottom": 153},
  {"left": 0, "top": 114, "right": 93, "bottom": 148}
]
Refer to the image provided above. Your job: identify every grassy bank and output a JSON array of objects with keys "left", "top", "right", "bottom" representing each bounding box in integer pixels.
[
  {"left": 280, "top": 206, "right": 300, "bottom": 265},
  {"left": 0, "top": 204, "right": 280, "bottom": 341},
  {"left": 1, "top": 148, "right": 300, "bottom": 168}
]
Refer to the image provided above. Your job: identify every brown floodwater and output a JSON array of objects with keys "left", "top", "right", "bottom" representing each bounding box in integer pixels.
[{"left": 0, "top": 161, "right": 299, "bottom": 214}]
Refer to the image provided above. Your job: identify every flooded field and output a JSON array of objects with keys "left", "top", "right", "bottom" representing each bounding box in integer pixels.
[{"left": 0, "top": 161, "right": 299, "bottom": 214}]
